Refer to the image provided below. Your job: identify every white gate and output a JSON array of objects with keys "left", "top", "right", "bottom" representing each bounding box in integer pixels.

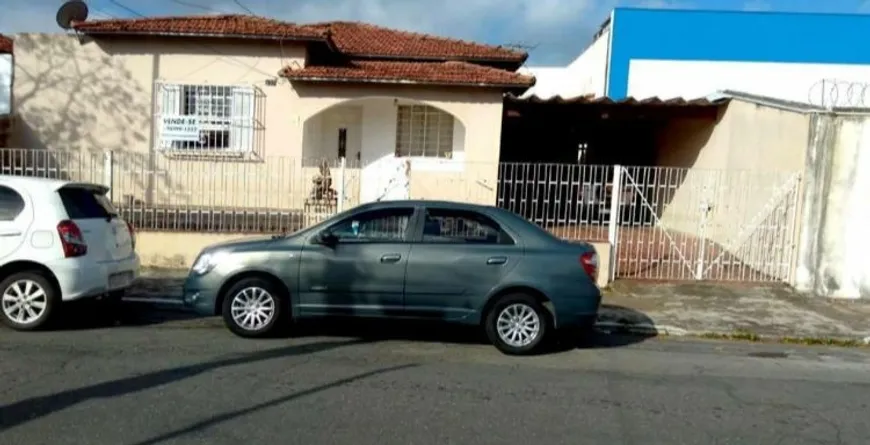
[{"left": 612, "top": 165, "right": 801, "bottom": 282}]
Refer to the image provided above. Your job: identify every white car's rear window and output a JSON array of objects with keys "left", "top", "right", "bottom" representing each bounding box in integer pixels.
[{"left": 57, "top": 187, "right": 118, "bottom": 220}]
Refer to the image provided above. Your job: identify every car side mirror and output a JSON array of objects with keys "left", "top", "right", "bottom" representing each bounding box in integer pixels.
[{"left": 315, "top": 231, "right": 338, "bottom": 247}]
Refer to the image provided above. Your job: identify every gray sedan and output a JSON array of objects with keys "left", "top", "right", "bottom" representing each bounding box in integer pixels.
[{"left": 182, "top": 200, "right": 601, "bottom": 355}]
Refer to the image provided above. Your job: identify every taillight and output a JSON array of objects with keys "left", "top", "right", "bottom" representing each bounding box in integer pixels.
[
  {"left": 126, "top": 220, "right": 136, "bottom": 250},
  {"left": 57, "top": 220, "right": 87, "bottom": 258},
  {"left": 579, "top": 251, "right": 598, "bottom": 282}
]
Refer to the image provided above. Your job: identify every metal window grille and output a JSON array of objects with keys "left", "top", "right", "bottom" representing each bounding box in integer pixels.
[
  {"left": 395, "top": 105, "right": 454, "bottom": 158},
  {"left": 156, "top": 82, "right": 255, "bottom": 154}
]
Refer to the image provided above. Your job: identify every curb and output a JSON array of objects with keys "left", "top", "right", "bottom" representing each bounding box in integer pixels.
[
  {"left": 594, "top": 321, "right": 689, "bottom": 337},
  {"left": 595, "top": 320, "right": 870, "bottom": 346}
]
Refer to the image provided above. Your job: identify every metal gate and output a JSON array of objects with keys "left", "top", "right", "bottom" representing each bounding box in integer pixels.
[{"left": 613, "top": 166, "right": 801, "bottom": 282}]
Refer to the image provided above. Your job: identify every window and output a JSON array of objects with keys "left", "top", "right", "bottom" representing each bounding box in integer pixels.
[
  {"left": 327, "top": 208, "right": 414, "bottom": 243},
  {"left": 57, "top": 187, "right": 118, "bottom": 220},
  {"left": 421, "top": 208, "right": 513, "bottom": 245},
  {"left": 395, "top": 105, "right": 454, "bottom": 158},
  {"left": 157, "top": 82, "right": 255, "bottom": 153},
  {"left": 0, "top": 186, "right": 24, "bottom": 221}
]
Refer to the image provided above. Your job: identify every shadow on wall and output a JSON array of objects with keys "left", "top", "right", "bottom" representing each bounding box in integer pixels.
[{"left": 9, "top": 33, "right": 169, "bottom": 197}]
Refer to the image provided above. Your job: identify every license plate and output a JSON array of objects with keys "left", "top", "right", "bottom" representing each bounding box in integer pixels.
[{"left": 109, "top": 272, "right": 133, "bottom": 289}]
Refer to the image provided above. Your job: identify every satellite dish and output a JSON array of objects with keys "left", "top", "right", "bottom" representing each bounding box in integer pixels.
[{"left": 56, "top": 0, "right": 89, "bottom": 30}]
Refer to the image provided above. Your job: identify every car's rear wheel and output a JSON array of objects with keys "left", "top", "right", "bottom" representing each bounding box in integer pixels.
[
  {"left": 221, "top": 277, "right": 287, "bottom": 338},
  {"left": 484, "top": 294, "right": 550, "bottom": 355},
  {"left": 0, "top": 271, "right": 58, "bottom": 331}
]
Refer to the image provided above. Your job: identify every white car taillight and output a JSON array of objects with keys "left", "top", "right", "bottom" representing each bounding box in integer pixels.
[{"left": 57, "top": 220, "right": 87, "bottom": 258}]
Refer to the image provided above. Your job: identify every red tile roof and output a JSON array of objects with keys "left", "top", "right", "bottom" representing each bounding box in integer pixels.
[
  {"left": 0, "top": 34, "right": 12, "bottom": 54},
  {"left": 310, "top": 21, "right": 526, "bottom": 62},
  {"left": 280, "top": 60, "right": 534, "bottom": 88},
  {"left": 71, "top": 15, "right": 527, "bottom": 63},
  {"left": 71, "top": 15, "right": 326, "bottom": 41}
]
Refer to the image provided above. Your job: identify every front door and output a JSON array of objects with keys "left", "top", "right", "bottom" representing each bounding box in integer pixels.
[
  {"left": 297, "top": 207, "right": 415, "bottom": 317},
  {"left": 404, "top": 207, "right": 520, "bottom": 321}
]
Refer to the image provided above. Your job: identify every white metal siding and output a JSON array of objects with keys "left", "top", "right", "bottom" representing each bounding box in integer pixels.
[
  {"left": 626, "top": 59, "right": 870, "bottom": 105},
  {"left": 566, "top": 26, "right": 610, "bottom": 98},
  {"left": 520, "top": 27, "right": 610, "bottom": 100},
  {"left": 0, "top": 54, "right": 11, "bottom": 114}
]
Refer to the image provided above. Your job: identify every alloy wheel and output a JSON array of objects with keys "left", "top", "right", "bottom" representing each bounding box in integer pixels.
[
  {"left": 1, "top": 279, "right": 49, "bottom": 326},
  {"left": 229, "top": 286, "right": 276, "bottom": 332},
  {"left": 496, "top": 303, "right": 541, "bottom": 348}
]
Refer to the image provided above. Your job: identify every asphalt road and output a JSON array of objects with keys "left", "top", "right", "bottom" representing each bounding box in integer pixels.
[{"left": 2, "top": 303, "right": 870, "bottom": 445}]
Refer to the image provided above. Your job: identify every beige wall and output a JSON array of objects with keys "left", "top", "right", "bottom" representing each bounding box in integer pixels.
[
  {"left": 12, "top": 34, "right": 303, "bottom": 157},
  {"left": 652, "top": 99, "right": 808, "bottom": 279},
  {"left": 658, "top": 100, "right": 809, "bottom": 171},
  {"left": 292, "top": 85, "right": 503, "bottom": 206},
  {"left": 10, "top": 33, "right": 504, "bottom": 213},
  {"left": 591, "top": 241, "right": 611, "bottom": 288}
]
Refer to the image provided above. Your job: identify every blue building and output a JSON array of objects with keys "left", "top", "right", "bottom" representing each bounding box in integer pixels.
[{"left": 523, "top": 8, "right": 870, "bottom": 106}]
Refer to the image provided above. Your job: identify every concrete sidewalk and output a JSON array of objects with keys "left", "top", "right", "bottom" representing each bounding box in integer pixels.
[
  {"left": 598, "top": 281, "right": 870, "bottom": 344},
  {"left": 128, "top": 268, "right": 870, "bottom": 344}
]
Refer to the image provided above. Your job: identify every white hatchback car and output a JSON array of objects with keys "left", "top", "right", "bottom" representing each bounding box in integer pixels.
[{"left": 0, "top": 175, "right": 139, "bottom": 331}]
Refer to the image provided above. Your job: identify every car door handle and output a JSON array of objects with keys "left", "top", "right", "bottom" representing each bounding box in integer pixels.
[
  {"left": 486, "top": 256, "right": 507, "bottom": 265},
  {"left": 0, "top": 230, "right": 21, "bottom": 237},
  {"left": 380, "top": 253, "right": 402, "bottom": 263}
]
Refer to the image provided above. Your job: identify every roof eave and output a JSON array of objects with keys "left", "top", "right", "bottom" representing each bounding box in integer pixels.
[
  {"left": 72, "top": 29, "right": 327, "bottom": 42},
  {"left": 504, "top": 93, "right": 725, "bottom": 107},
  {"left": 283, "top": 75, "right": 533, "bottom": 89},
  {"left": 340, "top": 52, "right": 527, "bottom": 66}
]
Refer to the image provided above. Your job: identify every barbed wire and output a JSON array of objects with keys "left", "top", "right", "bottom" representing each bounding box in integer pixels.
[{"left": 808, "top": 79, "right": 870, "bottom": 109}]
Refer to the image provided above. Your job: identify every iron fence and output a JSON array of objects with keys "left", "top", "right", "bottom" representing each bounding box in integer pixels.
[
  {"left": 0, "top": 148, "right": 804, "bottom": 283},
  {"left": 110, "top": 152, "right": 362, "bottom": 233},
  {"left": 613, "top": 165, "right": 801, "bottom": 282},
  {"left": 0, "top": 148, "right": 105, "bottom": 182},
  {"left": 497, "top": 163, "right": 612, "bottom": 241},
  {"left": 402, "top": 160, "right": 614, "bottom": 241},
  {"left": 0, "top": 148, "right": 362, "bottom": 233}
]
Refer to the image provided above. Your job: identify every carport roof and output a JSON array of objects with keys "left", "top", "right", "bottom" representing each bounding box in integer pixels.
[{"left": 504, "top": 93, "right": 728, "bottom": 108}]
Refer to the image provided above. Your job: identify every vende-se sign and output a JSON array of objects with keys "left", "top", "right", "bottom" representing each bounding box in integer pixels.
[{"left": 161, "top": 115, "right": 201, "bottom": 141}]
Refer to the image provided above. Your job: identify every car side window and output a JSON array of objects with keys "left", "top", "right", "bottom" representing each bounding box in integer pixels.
[
  {"left": 0, "top": 186, "right": 25, "bottom": 222},
  {"left": 327, "top": 208, "right": 414, "bottom": 243},
  {"left": 421, "top": 208, "right": 514, "bottom": 245}
]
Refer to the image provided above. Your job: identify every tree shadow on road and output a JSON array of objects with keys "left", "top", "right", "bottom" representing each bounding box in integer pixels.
[
  {"left": 129, "top": 363, "right": 417, "bottom": 445},
  {"left": 0, "top": 338, "right": 369, "bottom": 432}
]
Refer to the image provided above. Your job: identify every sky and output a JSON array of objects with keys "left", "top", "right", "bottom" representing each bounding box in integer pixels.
[{"left": 1, "top": 0, "right": 870, "bottom": 64}]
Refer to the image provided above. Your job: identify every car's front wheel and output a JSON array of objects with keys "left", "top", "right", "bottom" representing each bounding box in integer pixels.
[
  {"left": 221, "top": 277, "right": 287, "bottom": 338},
  {"left": 484, "top": 294, "right": 550, "bottom": 355},
  {"left": 0, "top": 271, "right": 58, "bottom": 331}
]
